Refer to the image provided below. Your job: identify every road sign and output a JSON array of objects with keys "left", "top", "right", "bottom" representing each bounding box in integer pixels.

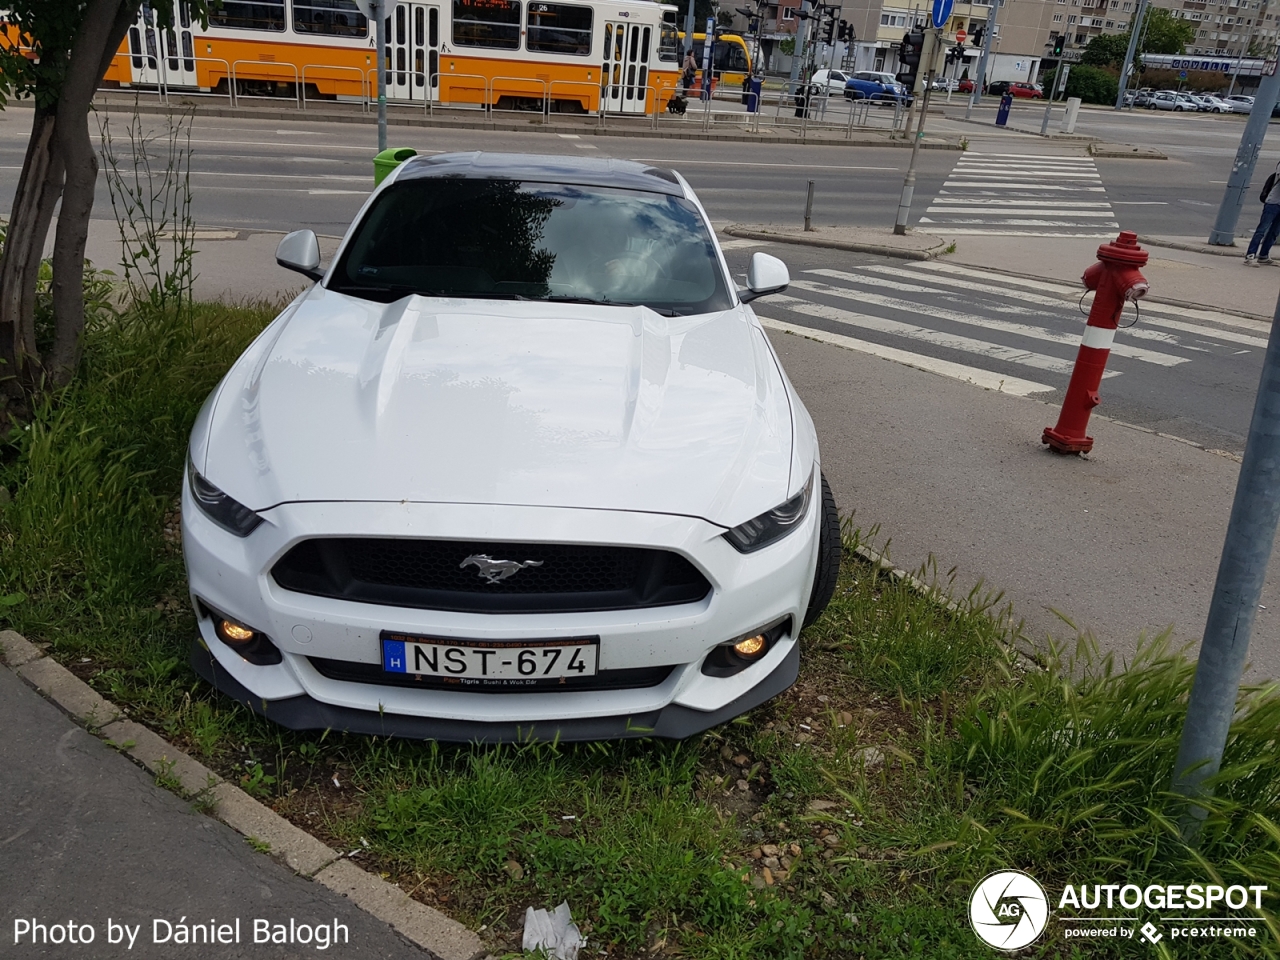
[
  {"left": 1179, "top": 70, "right": 1188, "bottom": 79},
  {"left": 956, "top": 29, "right": 966, "bottom": 43},
  {"left": 931, "top": 0, "right": 954, "bottom": 30}
]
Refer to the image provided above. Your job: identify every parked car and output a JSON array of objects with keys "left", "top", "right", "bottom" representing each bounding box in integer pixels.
[
  {"left": 844, "top": 70, "right": 912, "bottom": 104},
  {"left": 1132, "top": 90, "right": 1154, "bottom": 108},
  {"left": 184, "top": 152, "right": 841, "bottom": 742},
  {"left": 1149, "top": 91, "right": 1195, "bottom": 111},
  {"left": 930, "top": 77, "right": 960, "bottom": 91},
  {"left": 1197, "top": 95, "right": 1233, "bottom": 113},
  {"left": 987, "top": 80, "right": 1043, "bottom": 99},
  {"left": 957, "top": 77, "right": 976, "bottom": 94},
  {"left": 809, "top": 68, "right": 853, "bottom": 96},
  {"left": 1226, "top": 94, "right": 1254, "bottom": 113}
]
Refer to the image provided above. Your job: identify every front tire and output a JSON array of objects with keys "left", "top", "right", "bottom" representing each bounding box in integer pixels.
[{"left": 802, "top": 473, "right": 841, "bottom": 629}]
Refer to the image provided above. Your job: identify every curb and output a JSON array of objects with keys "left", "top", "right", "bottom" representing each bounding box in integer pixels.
[
  {"left": 0, "top": 629, "right": 487, "bottom": 960},
  {"left": 1140, "top": 235, "right": 1246, "bottom": 258},
  {"left": 1088, "top": 143, "right": 1168, "bottom": 160},
  {"left": 723, "top": 225, "right": 950, "bottom": 261},
  {"left": 89, "top": 96, "right": 965, "bottom": 150}
]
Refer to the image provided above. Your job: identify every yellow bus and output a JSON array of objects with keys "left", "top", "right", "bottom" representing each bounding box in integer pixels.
[
  {"left": 102, "top": 0, "right": 682, "bottom": 115},
  {"left": 676, "top": 31, "right": 751, "bottom": 87}
]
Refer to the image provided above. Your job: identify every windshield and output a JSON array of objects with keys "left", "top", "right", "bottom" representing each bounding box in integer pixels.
[{"left": 332, "top": 179, "right": 733, "bottom": 314}]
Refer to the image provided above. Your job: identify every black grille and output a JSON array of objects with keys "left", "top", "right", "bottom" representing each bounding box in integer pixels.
[
  {"left": 308, "top": 656, "right": 674, "bottom": 693},
  {"left": 271, "top": 538, "right": 712, "bottom": 613}
]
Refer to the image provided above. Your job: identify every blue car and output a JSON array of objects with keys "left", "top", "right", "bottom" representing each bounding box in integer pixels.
[{"left": 843, "top": 71, "right": 912, "bottom": 105}]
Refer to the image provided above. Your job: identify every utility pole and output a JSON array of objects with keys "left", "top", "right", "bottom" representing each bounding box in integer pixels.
[
  {"left": 894, "top": 29, "right": 937, "bottom": 236},
  {"left": 965, "top": 2, "right": 997, "bottom": 120},
  {"left": 790, "top": 0, "right": 814, "bottom": 84},
  {"left": 1039, "top": 54, "right": 1066, "bottom": 135},
  {"left": 1113, "top": 0, "right": 1148, "bottom": 110},
  {"left": 1209, "top": 47, "right": 1280, "bottom": 246},
  {"left": 1172, "top": 288, "right": 1280, "bottom": 839},
  {"left": 684, "top": 0, "right": 696, "bottom": 55},
  {"left": 374, "top": 0, "right": 387, "bottom": 150}
]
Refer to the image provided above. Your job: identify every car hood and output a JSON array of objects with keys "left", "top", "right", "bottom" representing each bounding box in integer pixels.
[{"left": 197, "top": 288, "right": 794, "bottom": 529}]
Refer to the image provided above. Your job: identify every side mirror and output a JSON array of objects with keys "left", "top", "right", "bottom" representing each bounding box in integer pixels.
[
  {"left": 276, "top": 229, "right": 324, "bottom": 282},
  {"left": 739, "top": 251, "right": 790, "bottom": 303}
]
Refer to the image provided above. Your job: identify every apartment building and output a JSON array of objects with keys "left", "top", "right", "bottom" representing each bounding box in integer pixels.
[{"left": 726, "top": 0, "right": 1062, "bottom": 82}]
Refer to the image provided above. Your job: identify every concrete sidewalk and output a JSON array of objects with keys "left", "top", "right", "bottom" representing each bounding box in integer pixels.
[{"left": 0, "top": 661, "right": 445, "bottom": 960}]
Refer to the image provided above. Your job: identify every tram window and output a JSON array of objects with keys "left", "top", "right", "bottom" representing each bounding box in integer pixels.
[
  {"left": 293, "top": 0, "right": 367, "bottom": 35},
  {"left": 209, "top": 0, "right": 286, "bottom": 31},
  {"left": 129, "top": 26, "right": 144, "bottom": 69},
  {"left": 713, "top": 41, "right": 748, "bottom": 72},
  {"left": 658, "top": 17, "right": 679, "bottom": 61},
  {"left": 526, "top": 3, "right": 591, "bottom": 56},
  {"left": 453, "top": 0, "right": 520, "bottom": 49}
]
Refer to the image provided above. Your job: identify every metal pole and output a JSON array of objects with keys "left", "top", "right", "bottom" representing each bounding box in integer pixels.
[
  {"left": 374, "top": 0, "right": 387, "bottom": 151},
  {"left": 894, "top": 38, "right": 935, "bottom": 236},
  {"left": 684, "top": 0, "right": 696, "bottom": 55},
  {"left": 1209, "top": 48, "right": 1280, "bottom": 246},
  {"left": 1040, "top": 58, "right": 1065, "bottom": 135},
  {"left": 966, "top": 3, "right": 997, "bottom": 120},
  {"left": 790, "top": 0, "right": 812, "bottom": 84},
  {"left": 1173, "top": 287, "right": 1280, "bottom": 837},
  {"left": 804, "top": 179, "right": 815, "bottom": 230},
  {"left": 1113, "top": 0, "right": 1148, "bottom": 110}
]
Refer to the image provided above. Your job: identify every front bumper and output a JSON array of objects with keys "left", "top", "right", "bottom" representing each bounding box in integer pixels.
[
  {"left": 184, "top": 491, "right": 820, "bottom": 739},
  {"left": 191, "top": 636, "right": 799, "bottom": 742}
]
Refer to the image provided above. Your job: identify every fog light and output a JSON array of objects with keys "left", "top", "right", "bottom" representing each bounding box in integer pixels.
[
  {"left": 733, "top": 634, "right": 767, "bottom": 658},
  {"left": 218, "top": 620, "right": 255, "bottom": 644}
]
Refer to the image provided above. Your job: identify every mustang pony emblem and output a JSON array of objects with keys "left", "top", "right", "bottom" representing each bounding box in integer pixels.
[{"left": 459, "top": 554, "right": 544, "bottom": 584}]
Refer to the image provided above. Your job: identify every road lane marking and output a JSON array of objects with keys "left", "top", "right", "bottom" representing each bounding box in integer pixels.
[
  {"left": 759, "top": 317, "right": 1053, "bottom": 395},
  {"left": 914, "top": 262, "right": 1271, "bottom": 341},
  {"left": 769, "top": 294, "right": 1110, "bottom": 378},
  {"left": 629, "top": 158, "right": 899, "bottom": 170},
  {"left": 792, "top": 275, "right": 1186, "bottom": 366}
]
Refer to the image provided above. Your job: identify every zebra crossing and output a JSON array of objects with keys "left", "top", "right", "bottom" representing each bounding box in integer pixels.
[
  {"left": 754, "top": 259, "right": 1266, "bottom": 399},
  {"left": 918, "top": 153, "right": 1120, "bottom": 238}
]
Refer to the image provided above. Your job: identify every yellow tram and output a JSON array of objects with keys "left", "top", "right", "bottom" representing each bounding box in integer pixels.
[
  {"left": 676, "top": 31, "right": 751, "bottom": 87},
  {"left": 101, "top": 0, "right": 683, "bottom": 115}
]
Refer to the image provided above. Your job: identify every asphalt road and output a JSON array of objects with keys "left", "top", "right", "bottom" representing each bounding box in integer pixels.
[
  {"left": 2, "top": 100, "right": 1272, "bottom": 241},
  {"left": 941, "top": 100, "right": 1270, "bottom": 239}
]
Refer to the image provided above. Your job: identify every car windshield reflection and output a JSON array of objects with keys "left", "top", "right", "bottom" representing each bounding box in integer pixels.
[{"left": 331, "top": 179, "right": 733, "bottom": 315}]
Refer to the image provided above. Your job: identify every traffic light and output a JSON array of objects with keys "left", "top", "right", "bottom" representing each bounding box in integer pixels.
[
  {"left": 822, "top": 14, "right": 835, "bottom": 44},
  {"left": 946, "top": 43, "right": 966, "bottom": 65},
  {"left": 971, "top": 26, "right": 984, "bottom": 47},
  {"left": 1051, "top": 34, "right": 1065, "bottom": 56},
  {"left": 897, "top": 30, "right": 924, "bottom": 86},
  {"left": 837, "top": 19, "right": 852, "bottom": 41}
]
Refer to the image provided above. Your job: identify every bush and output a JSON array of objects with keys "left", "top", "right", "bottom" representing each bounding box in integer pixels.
[{"left": 1064, "top": 64, "right": 1120, "bottom": 104}]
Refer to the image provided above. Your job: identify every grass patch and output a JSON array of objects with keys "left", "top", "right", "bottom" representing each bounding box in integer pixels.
[{"left": 5, "top": 302, "right": 1280, "bottom": 958}]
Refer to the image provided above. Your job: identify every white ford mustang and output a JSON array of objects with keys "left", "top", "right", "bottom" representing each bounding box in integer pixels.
[{"left": 183, "top": 152, "right": 840, "bottom": 741}]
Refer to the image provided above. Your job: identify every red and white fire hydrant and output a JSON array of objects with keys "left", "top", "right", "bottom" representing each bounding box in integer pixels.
[{"left": 1042, "top": 231, "right": 1150, "bottom": 455}]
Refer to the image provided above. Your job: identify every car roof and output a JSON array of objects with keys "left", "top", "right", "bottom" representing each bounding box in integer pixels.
[{"left": 396, "top": 151, "right": 685, "bottom": 196}]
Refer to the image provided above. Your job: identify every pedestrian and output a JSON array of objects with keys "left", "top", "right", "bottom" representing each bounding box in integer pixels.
[
  {"left": 681, "top": 51, "right": 697, "bottom": 96},
  {"left": 1245, "top": 160, "right": 1280, "bottom": 266}
]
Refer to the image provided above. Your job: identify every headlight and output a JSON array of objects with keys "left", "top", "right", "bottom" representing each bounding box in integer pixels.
[
  {"left": 187, "top": 457, "right": 263, "bottom": 537},
  {"left": 722, "top": 469, "right": 814, "bottom": 554}
]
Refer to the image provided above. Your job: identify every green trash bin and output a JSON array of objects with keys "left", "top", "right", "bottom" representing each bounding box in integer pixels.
[{"left": 373, "top": 147, "right": 417, "bottom": 186}]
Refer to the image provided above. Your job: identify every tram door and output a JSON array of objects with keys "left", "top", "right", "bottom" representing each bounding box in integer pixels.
[
  {"left": 127, "top": 4, "right": 198, "bottom": 88},
  {"left": 600, "top": 21, "right": 650, "bottom": 113},
  {"left": 385, "top": 3, "right": 441, "bottom": 101}
]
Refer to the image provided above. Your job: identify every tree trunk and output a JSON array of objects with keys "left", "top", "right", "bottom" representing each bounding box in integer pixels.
[
  {"left": 0, "top": 105, "right": 59, "bottom": 407},
  {"left": 48, "top": 0, "right": 135, "bottom": 386}
]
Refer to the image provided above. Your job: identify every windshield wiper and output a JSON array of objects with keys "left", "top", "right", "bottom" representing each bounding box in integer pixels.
[
  {"left": 531, "top": 295, "right": 681, "bottom": 317},
  {"left": 329, "top": 282, "right": 434, "bottom": 299}
]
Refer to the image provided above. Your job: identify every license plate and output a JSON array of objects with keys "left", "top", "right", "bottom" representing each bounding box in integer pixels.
[{"left": 381, "top": 632, "right": 599, "bottom": 688}]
